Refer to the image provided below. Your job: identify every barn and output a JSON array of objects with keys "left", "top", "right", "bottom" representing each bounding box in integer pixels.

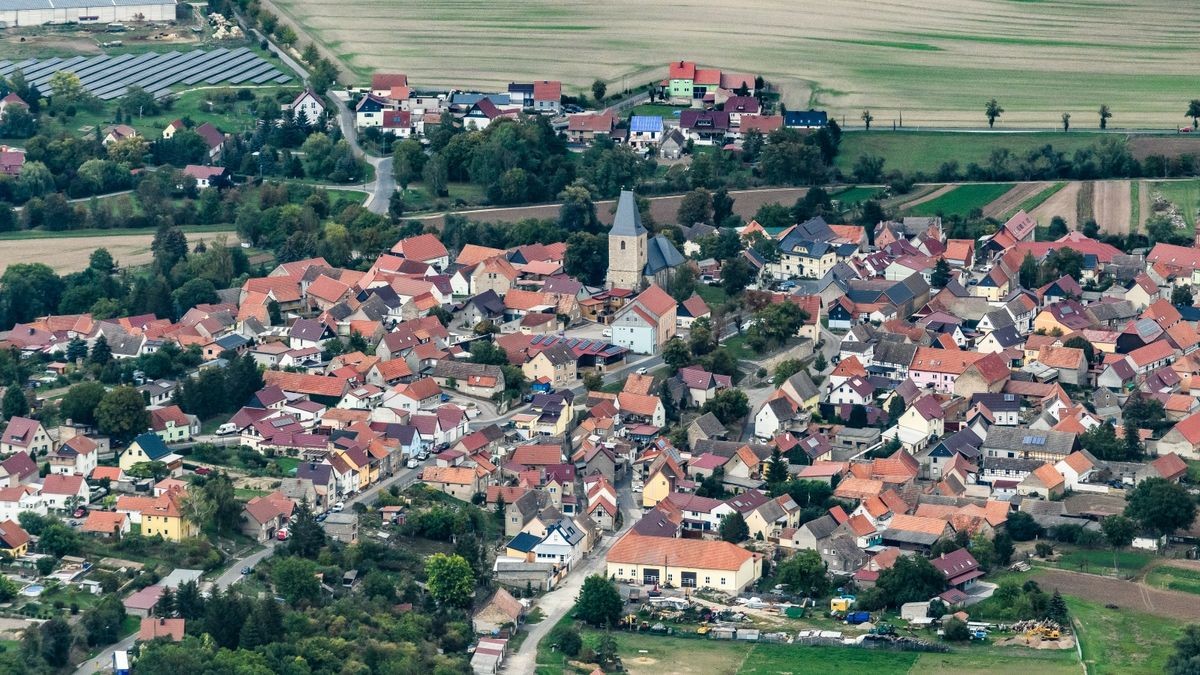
[{"left": 0, "top": 0, "right": 177, "bottom": 28}]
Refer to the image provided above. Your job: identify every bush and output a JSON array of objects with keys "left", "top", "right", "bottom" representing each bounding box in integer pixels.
[
  {"left": 1035, "top": 542, "right": 1054, "bottom": 558},
  {"left": 554, "top": 626, "right": 582, "bottom": 657},
  {"left": 943, "top": 617, "right": 970, "bottom": 641}
]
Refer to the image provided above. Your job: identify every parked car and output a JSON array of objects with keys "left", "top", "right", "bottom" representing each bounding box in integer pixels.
[
  {"left": 72, "top": 507, "right": 87, "bottom": 518},
  {"left": 215, "top": 422, "right": 238, "bottom": 435},
  {"left": 193, "top": 467, "right": 211, "bottom": 476},
  {"left": 602, "top": 328, "right": 612, "bottom": 338},
  {"left": 406, "top": 458, "right": 419, "bottom": 469},
  {"left": 276, "top": 528, "right": 289, "bottom": 541},
  {"left": 241, "top": 566, "right": 252, "bottom": 575},
  {"left": 331, "top": 501, "right": 345, "bottom": 513},
  {"left": 635, "top": 367, "right": 648, "bottom": 375}
]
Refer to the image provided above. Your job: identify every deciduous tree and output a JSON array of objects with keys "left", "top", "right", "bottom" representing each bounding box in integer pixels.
[
  {"left": 425, "top": 552, "right": 475, "bottom": 607},
  {"left": 985, "top": 98, "right": 1004, "bottom": 128},
  {"left": 576, "top": 574, "right": 622, "bottom": 626}
]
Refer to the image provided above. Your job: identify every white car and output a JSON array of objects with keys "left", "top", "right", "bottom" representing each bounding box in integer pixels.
[
  {"left": 406, "top": 458, "right": 419, "bottom": 469},
  {"left": 215, "top": 422, "right": 238, "bottom": 436},
  {"left": 331, "top": 501, "right": 345, "bottom": 513},
  {"left": 635, "top": 367, "right": 648, "bottom": 375},
  {"left": 602, "top": 328, "right": 612, "bottom": 338}
]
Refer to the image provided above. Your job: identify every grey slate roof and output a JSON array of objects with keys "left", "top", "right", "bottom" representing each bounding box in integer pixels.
[
  {"left": 803, "top": 514, "right": 839, "bottom": 541},
  {"left": 982, "top": 427, "right": 1077, "bottom": 458},
  {"left": 609, "top": 190, "right": 647, "bottom": 237},
  {"left": 644, "top": 235, "right": 685, "bottom": 276}
]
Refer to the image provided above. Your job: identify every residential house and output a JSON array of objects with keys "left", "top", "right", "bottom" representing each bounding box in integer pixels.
[
  {"left": 611, "top": 284, "right": 678, "bottom": 355},
  {"left": 0, "top": 417, "right": 51, "bottom": 456},
  {"left": 606, "top": 532, "right": 762, "bottom": 593},
  {"left": 41, "top": 474, "right": 90, "bottom": 510},
  {"left": 118, "top": 433, "right": 183, "bottom": 476}
]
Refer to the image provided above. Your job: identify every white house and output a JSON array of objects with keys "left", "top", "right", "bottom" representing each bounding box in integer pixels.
[
  {"left": 532, "top": 517, "right": 586, "bottom": 570},
  {"left": 289, "top": 90, "right": 326, "bottom": 125},
  {"left": 0, "top": 486, "right": 44, "bottom": 522},
  {"left": 610, "top": 285, "right": 677, "bottom": 355},
  {"left": 1055, "top": 451, "right": 1100, "bottom": 489},
  {"left": 754, "top": 398, "right": 796, "bottom": 440},
  {"left": 828, "top": 376, "right": 874, "bottom": 406},
  {"left": 40, "top": 475, "right": 90, "bottom": 511}
]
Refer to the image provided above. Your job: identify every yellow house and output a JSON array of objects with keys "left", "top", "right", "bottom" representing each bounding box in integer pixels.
[
  {"left": 119, "top": 433, "right": 183, "bottom": 476},
  {"left": 606, "top": 533, "right": 762, "bottom": 593},
  {"left": 139, "top": 490, "right": 200, "bottom": 542},
  {"left": 513, "top": 397, "right": 574, "bottom": 437},
  {"left": 0, "top": 520, "right": 29, "bottom": 558},
  {"left": 642, "top": 455, "right": 684, "bottom": 508},
  {"left": 337, "top": 448, "right": 375, "bottom": 489}
]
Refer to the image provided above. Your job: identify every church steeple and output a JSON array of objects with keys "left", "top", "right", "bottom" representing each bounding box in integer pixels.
[{"left": 606, "top": 190, "right": 648, "bottom": 290}]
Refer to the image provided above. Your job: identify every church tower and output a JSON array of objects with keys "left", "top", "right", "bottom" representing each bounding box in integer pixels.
[{"left": 606, "top": 190, "right": 648, "bottom": 290}]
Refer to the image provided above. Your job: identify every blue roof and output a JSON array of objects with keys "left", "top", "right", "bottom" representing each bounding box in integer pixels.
[
  {"left": 784, "top": 110, "right": 828, "bottom": 127},
  {"left": 630, "top": 115, "right": 663, "bottom": 133},
  {"left": 131, "top": 433, "right": 171, "bottom": 461},
  {"left": 451, "top": 92, "right": 510, "bottom": 106}
]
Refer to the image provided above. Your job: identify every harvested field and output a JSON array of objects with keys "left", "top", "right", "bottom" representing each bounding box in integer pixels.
[
  {"left": 1138, "top": 180, "right": 1151, "bottom": 230},
  {"left": 268, "top": 0, "right": 1200, "bottom": 127},
  {"left": 1032, "top": 567, "right": 1200, "bottom": 620},
  {"left": 983, "top": 182, "right": 1051, "bottom": 219},
  {"left": 410, "top": 186, "right": 808, "bottom": 228},
  {"left": 1130, "top": 135, "right": 1200, "bottom": 161},
  {"left": 1093, "top": 180, "right": 1132, "bottom": 234},
  {"left": 1030, "top": 181, "right": 1080, "bottom": 229},
  {"left": 0, "top": 231, "right": 239, "bottom": 274}
]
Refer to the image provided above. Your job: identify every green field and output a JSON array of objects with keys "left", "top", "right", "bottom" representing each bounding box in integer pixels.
[
  {"left": 837, "top": 131, "right": 1111, "bottom": 175},
  {"left": 1149, "top": 179, "right": 1200, "bottom": 227},
  {"left": 1050, "top": 548, "right": 1155, "bottom": 577},
  {"left": 1145, "top": 565, "right": 1200, "bottom": 595},
  {"left": 832, "top": 186, "right": 885, "bottom": 208},
  {"left": 555, "top": 629, "right": 1080, "bottom": 675},
  {"left": 905, "top": 183, "right": 1014, "bottom": 217},
  {"left": 1070, "top": 596, "right": 1182, "bottom": 674}
]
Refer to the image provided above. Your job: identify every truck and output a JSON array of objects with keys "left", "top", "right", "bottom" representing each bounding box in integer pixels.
[
  {"left": 845, "top": 611, "right": 871, "bottom": 625},
  {"left": 113, "top": 650, "right": 130, "bottom": 675}
]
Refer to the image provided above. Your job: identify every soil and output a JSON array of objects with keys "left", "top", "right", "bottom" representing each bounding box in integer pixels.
[
  {"left": 993, "top": 635, "right": 1076, "bottom": 650},
  {"left": 1092, "top": 180, "right": 1132, "bottom": 234},
  {"left": 409, "top": 186, "right": 808, "bottom": 228},
  {"left": 0, "top": 231, "right": 239, "bottom": 274},
  {"left": 1031, "top": 567, "right": 1200, "bottom": 620},
  {"left": 1030, "top": 181, "right": 1080, "bottom": 230},
  {"left": 1129, "top": 136, "right": 1200, "bottom": 161},
  {"left": 982, "top": 182, "right": 1051, "bottom": 219}
]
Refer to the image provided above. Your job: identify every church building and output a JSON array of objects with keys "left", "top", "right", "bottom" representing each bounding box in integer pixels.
[{"left": 606, "top": 190, "right": 685, "bottom": 291}]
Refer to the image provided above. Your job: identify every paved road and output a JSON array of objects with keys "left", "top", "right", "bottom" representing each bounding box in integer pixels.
[
  {"left": 504, "top": 474, "right": 640, "bottom": 673},
  {"left": 329, "top": 94, "right": 393, "bottom": 215}
]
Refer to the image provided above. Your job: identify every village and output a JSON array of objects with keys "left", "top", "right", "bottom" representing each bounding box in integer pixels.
[{"left": 1, "top": 53, "right": 1200, "bottom": 675}]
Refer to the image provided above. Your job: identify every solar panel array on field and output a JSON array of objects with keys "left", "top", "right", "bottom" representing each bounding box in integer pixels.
[{"left": 2, "top": 48, "right": 290, "bottom": 101}]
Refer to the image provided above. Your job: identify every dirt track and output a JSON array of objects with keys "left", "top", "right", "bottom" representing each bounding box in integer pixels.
[
  {"left": 1137, "top": 180, "right": 1151, "bottom": 230},
  {"left": 410, "top": 187, "right": 809, "bottom": 228},
  {"left": 1032, "top": 567, "right": 1200, "bottom": 620},
  {"left": 897, "top": 184, "right": 954, "bottom": 211},
  {"left": 983, "top": 182, "right": 1051, "bottom": 219},
  {"left": 1092, "top": 180, "right": 1132, "bottom": 234},
  {"left": 0, "top": 231, "right": 239, "bottom": 274}
]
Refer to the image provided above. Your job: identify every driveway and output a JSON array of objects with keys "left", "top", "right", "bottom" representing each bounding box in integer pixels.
[
  {"left": 72, "top": 541, "right": 277, "bottom": 675},
  {"left": 328, "top": 93, "right": 393, "bottom": 215},
  {"left": 504, "top": 473, "right": 640, "bottom": 673}
]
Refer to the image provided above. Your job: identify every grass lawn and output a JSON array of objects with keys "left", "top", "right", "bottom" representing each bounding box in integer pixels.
[
  {"left": 694, "top": 284, "right": 728, "bottom": 310},
  {"left": 837, "top": 131, "right": 1111, "bottom": 175},
  {"left": 1144, "top": 565, "right": 1200, "bottom": 595},
  {"left": 1070, "top": 596, "right": 1181, "bottom": 674},
  {"left": 1150, "top": 179, "right": 1200, "bottom": 227},
  {"left": 274, "top": 457, "right": 300, "bottom": 476},
  {"left": 832, "top": 185, "right": 885, "bottom": 208},
  {"left": 1049, "top": 548, "right": 1154, "bottom": 576},
  {"left": 721, "top": 334, "right": 754, "bottom": 361},
  {"left": 1009, "top": 182, "right": 1066, "bottom": 219},
  {"left": 905, "top": 183, "right": 1015, "bottom": 217},
  {"left": 1130, "top": 181, "right": 1141, "bottom": 228},
  {"left": 627, "top": 104, "right": 688, "bottom": 120},
  {"left": 235, "top": 488, "right": 270, "bottom": 500}
]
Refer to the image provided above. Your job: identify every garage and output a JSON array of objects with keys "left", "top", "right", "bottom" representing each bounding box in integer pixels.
[
  {"left": 680, "top": 571, "right": 697, "bottom": 588},
  {"left": 642, "top": 568, "right": 659, "bottom": 585}
]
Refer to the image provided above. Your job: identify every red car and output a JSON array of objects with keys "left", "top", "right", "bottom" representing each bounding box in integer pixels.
[
  {"left": 193, "top": 467, "right": 211, "bottom": 476},
  {"left": 72, "top": 507, "right": 87, "bottom": 518},
  {"left": 276, "top": 528, "right": 289, "bottom": 541}
]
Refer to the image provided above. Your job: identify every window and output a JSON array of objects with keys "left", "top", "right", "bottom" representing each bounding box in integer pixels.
[
  {"left": 620, "top": 241, "right": 626, "bottom": 251},
  {"left": 705, "top": 577, "right": 711, "bottom": 584},
  {"left": 720, "top": 578, "right": 726, "bottom": 586}
]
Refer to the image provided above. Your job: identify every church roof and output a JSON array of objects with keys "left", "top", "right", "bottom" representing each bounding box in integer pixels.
[
  {"left": 610, "top": 190, "right": 647, "bottom": 237},
  {"left": 645, "top": 235, "right": 685, "bottom": 275}
]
